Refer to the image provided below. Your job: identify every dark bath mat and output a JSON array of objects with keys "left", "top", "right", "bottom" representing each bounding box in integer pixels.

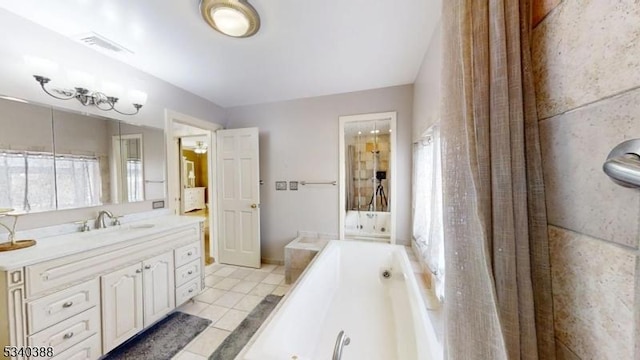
[
  {"left": 103, "top": 311, "right": 211, "bottom": 360},
  {"left": 209, "top": 294, "right": 283, "bottom": 360}
]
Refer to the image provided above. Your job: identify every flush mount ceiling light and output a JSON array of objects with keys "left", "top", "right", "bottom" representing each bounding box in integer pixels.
[{"left": 200, "top": 0, "right": 260, "bottom": 38}]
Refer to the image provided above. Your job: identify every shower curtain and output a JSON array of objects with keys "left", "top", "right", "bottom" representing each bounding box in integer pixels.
[{"left": 441, "top": 0, "right": 556, "bottom": 359}]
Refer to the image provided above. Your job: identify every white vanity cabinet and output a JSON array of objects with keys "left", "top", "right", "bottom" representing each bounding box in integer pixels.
[
  {"left": 0, "top": 217, "right": 205, "bottom": 360},
  {"left": 101, "top": 263, "right": 144, "bottom": 353}
]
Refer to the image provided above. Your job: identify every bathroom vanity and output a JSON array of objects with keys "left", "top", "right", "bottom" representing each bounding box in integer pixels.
[{"left": 0, "top": 215, "right": 205, "bottom": 360}]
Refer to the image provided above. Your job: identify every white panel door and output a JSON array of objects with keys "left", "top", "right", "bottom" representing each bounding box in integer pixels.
[
  {"left": 217, "top": 128, "right": 260, "bottom": 268},
  {"left": 142, "top": 252, "right": 175, "bottom": 326},
  {"left": 101, "top": 263, "right": 144, "bottom": 353}
]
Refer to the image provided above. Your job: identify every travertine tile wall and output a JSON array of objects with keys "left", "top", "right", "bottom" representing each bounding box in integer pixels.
[{"left": 532, "top": 0, "right": 640, "bottom": 358}]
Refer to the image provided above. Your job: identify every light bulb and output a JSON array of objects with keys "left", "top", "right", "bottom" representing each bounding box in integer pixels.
[{"left": 211, "top": 7, "right": 250, "bottom": 37}]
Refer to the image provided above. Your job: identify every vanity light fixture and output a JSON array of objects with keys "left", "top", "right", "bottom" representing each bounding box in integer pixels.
[
  {"left": 32, "top": 75, "right": 147, "bottom": 115},
  {"left": 200, "top": 0, "right": 260, "bottom": 38},
  {"left": 194, "top": 141, "right": 208, "bottom": 154},
  {"left": 24, "top": 56, "right": 147, "bottom": 116}
]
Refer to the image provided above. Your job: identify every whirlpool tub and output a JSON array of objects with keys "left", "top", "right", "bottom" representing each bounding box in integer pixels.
[{"left": 238, "top": 240, "right": 442, "bottom": 359}]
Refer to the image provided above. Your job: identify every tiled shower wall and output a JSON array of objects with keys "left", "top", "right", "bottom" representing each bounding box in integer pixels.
[
  {"left": 532, "top": 0, "right": 640, "bottom": 358},
  {"left": 348, "top": 134, "right": 390, "bottom": 210}
]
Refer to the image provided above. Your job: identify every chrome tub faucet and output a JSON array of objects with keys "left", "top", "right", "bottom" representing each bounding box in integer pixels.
[{"left": 332, "top": 330, "right": 350, "bottom": 360}]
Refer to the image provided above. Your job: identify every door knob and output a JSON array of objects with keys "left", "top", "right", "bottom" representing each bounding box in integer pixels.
[{"left": 251, "top": 204, "right": 258, "bottom": 209}]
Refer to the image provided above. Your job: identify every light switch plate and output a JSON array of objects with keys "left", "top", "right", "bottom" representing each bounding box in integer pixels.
[
  {"left": 275, "top": 181, "right": 287, "bottom": 190},
  {"left": 289, "top": 181, "right": 298, "bottom": 190}
]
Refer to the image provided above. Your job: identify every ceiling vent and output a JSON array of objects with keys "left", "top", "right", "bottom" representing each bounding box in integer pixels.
[{"left": 74, "top": 32, "right": 133, "bottom": 55}]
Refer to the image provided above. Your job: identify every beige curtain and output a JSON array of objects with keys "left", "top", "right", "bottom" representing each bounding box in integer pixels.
[{"left": 441, "top": 0, "right": 556, "bottom": 359}]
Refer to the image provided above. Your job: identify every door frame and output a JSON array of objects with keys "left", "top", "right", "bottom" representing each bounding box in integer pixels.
[{"left": 165, "top": 109, "right": 222, "bottom": 262}]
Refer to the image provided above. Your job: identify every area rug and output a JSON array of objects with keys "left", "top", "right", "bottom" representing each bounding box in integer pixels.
[
  {"left": 103, "top": 311, "right": 211, "bottom": 360},
  {"left": 209, "top": 294, "right": 283, "bottom": 360}
]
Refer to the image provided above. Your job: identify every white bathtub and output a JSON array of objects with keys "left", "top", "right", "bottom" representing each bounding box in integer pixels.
[
  {"left": 238, "top": 240, "right": 442, "bottom": 360},
  {"left": 344, "top": 210, "right": 391, "bottom": 241}
]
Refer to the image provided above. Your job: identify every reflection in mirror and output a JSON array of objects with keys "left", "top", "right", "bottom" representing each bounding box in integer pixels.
[
  {"left": 0, "top": 96, "right": 167, "bottom": 214},
  {"left": 340, "top": 112, "right": 396, "bottom": 243},
  {"left": 52, "top": 109, "right": 118, "bottom": 209},
  {"left": 0, "top": 98, "right": 56, "bottom": 213},
  {"left": 119, "top": 123, "right": 166, "bottom": 202},
  {"left": 115, "top": 134, "right": 144, "bottom": 202}
]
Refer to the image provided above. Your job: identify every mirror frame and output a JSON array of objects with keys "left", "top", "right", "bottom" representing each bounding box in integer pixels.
[{"left": 338, "top": 111, "right": 397, "bottom": 244}]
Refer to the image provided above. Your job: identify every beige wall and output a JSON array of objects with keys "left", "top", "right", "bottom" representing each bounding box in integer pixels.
[
  {"left": 412, "top": 22, "right": 442, "bottom": 141},
  {"left": 226, "top": 85, "right": 413, "bottom": 262},
  {"left": 533, "top": 1, "right": 640, "bottom": 358}
]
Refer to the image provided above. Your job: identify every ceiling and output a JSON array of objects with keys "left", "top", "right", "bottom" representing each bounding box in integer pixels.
[{"left": 0, "top": 0, "right": 440, "bottom": 108}]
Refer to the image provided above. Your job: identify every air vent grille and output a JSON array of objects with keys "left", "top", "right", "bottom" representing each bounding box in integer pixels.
[{"left": 75, "top": 32, "right": 133, "bottom": 54}]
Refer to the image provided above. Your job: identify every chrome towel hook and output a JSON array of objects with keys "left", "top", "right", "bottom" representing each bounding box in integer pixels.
[{"left": 603, "top": 139, "right": 640, "bottom": 188}]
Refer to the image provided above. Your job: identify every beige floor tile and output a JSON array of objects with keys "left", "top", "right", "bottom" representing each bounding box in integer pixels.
[
  {"left": 177, "top": 300, "right": 209, "bottom": 316},
  {"left": 214, "top": 291, "right": 245, "bottom": 308},
  {"left": 204, "top": 275, "right": 225, "bottom": 287},
  {"left": 212, "top": 266, "right": 237, "bottom": 277},
  {"left": 244, "top": 270, "right": 269, "bottom": 282},
  {"left": 272, "top": 266, "right": 285, "bottom": 275},
  {"left": 213, "top": 309, "right": 250, "bottom": 331},
  {"left": 194, "top": 288, "right": 226, "bottom": 304},
  {"left": 172, "top": 350, "right": 207, "bottom": 360},
  {"left": 250, "top": 283, "right": 277, "bottom": 297},
  {"left": 271, "top": 285, "right": 290, "bottom": 296},
  {"left": 212, "top": 277, "right": 241, "bottom": 291},
  {"left": 256, "top": 264, "right": 277, "bottom": 273},
  {"left": 234, "top": 294, "right": 264, "bottom": 312},
  {"left": 230, "top": 280, "right": 258, "bottom": 294},
  {"left": 198, "top": 304, "right": 230, "bottom": 323},
  {"left": 262, "top": 273, "right": 285, "bottom": 285},
  {"left": 227, "top": 268, "right": 253, "bottom": 279},
  {"left": 185, "top": 327, "right": 230, "bottom": 357}
]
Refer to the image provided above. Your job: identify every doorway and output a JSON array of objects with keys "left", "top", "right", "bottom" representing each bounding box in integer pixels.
[
  {"left": 166, "top": 110, "right": 262, "bottom": 268},
  {"left": 165, "top": 110, "right": 221, "bottom": 265},
  {"left": 180, "top": 135, "right": 212, "bottom": 264}
]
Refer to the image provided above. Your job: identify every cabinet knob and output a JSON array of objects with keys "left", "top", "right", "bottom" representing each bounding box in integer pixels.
[
  {"left": 144, "top": 265, "right": 152, "bottom": 269},
  {"left": 187, "top": 270, "right": 193, "bottom": 275},
  {"left": 62, "top": 301, "right": 73, "bottom": 308},
  {"left": 63, "top": 332, "right": 74, "bottom": 339},
  {"left": 187, "top": 251, "right": 193, "bottom": 256},
  {"left": 188, "top": 288, "right": 194, "bottom": 293},
  {"left": 136, "top": 269, "right": 142, "bottom": 273}
]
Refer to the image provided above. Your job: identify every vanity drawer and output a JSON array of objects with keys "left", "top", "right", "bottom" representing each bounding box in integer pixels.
[
  {"left": 175, "top": 259, "right": 201, "bottom": 287},
  {"left": 50, "top": 333, "right": 101, "bottom": 360},
  {"left": 27, "top": 279, "right": 100, "bottom": 335},
  {"left": 175, "top": 242, "right": 200, "bottom": 268},
  {"left": 176, "top": 278, "right": 201, "bottom": 306},
  {"left": 28, "top": 307, "right": 100, "bottom": 357}
]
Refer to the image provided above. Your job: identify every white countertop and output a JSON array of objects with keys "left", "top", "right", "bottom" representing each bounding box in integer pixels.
[{"left": 0, "top": 215, "right": 204, "bottom": 271}]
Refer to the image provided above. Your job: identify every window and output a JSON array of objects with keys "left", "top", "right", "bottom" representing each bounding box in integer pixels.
[
  {"left": 0, "top": 150, "right": 102, "bottom": 212},
  {"left": 55, "top": 155, "right": 103, "bottom": 209},
  {"left": 412, "top": 125, "right": 445, "bottom": 300}
]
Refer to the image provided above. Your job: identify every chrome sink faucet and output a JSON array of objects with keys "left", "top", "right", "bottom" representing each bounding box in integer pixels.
[{"left": 95, "top": 210, "right": 115, "bottom": 229}]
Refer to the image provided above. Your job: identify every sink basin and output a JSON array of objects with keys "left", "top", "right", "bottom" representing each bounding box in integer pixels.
[{"left": 129, "top": 224, "right": 155, "bottom": 229}]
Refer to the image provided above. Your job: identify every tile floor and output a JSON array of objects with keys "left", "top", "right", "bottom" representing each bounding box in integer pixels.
[{"left": 171, "top": 263, "right": 290, "bottom": 360}]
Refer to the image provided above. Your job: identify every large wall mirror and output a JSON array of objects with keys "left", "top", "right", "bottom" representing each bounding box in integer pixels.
[
  {"left": 0, "top": 97, "right": 165, "bottom": 213},
  {"left": 339, "top": 111, "right": 397, "bottom": 244}
]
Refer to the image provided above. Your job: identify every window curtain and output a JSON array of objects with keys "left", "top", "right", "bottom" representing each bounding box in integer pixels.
[
  {"left": 55, "top": 155, "right": 103, "bottom": 209},
  {"left": 0, "top": 151, "right": 56, "bottom": 212},
  {"left": 412, "top": 125, "right": 445, "bottom": 300},
  {"left": 441, "top": 0, "right": 555, "bottom": 359}
]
